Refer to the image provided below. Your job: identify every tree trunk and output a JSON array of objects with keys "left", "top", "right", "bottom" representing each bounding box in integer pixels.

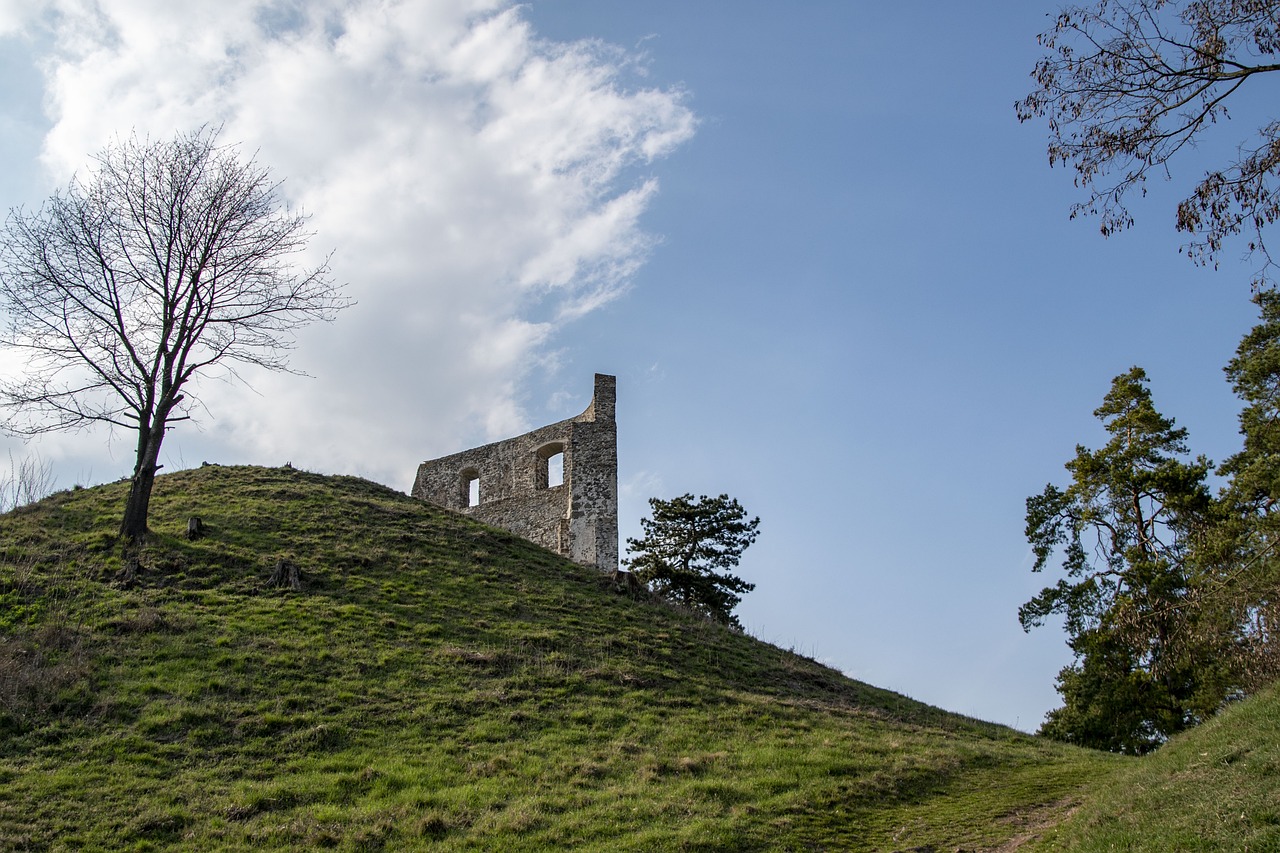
[{"left": 120, "top": 421, "right": 166, "bottom": 545}]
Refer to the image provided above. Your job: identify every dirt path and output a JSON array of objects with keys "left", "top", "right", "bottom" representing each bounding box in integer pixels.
[{"left": 988, "top": 798, "right": 1081, "bottom": 851}]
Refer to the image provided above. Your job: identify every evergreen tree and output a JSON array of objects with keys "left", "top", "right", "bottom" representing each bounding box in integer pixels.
[
  {"left": 1022, "top": 367, "right": 1215, "bottom": 752},
  {"left": 1207, "top": 291, "right": 1280, "bottom": 691},
  {"left": 625, "top": 494, "right": 759, "bottom": 629}
]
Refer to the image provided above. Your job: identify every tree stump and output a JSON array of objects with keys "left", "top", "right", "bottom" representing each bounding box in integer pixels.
[{"left": 268, "top": 558, "right": 302, "bottom": 591}]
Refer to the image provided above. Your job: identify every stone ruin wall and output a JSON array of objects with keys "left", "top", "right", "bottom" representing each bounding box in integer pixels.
[{"left": 411, "top": 374, "right": 619, "bottom": 572}]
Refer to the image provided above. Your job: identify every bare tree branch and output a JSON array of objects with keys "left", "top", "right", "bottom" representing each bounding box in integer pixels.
[
  {"left": 0, "top": 127, "right": 350, "bottom": 544},
  {"left": 1018, "top": 0, "right": 1280, "bottom": 284}
]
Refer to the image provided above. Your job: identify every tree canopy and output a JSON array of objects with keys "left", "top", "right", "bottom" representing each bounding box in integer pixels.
[
  {"left": 0, "top": 127, "right": 347, "bottom": 545},
  {"left": 1206, "top": 290, "right": 1280, "bottom": 691},
  {"left": 1017, "top": 0, "right": 1280, "bottom": 282},
  {"left": 1022, "top": 367, "right": 1218, "bottom": 752},
  {"left": 625, "top": 494, "right": 760, "bottom": 629},
  {"left": 1015, "top": 1, "right": 1280, "bottom": 752}
]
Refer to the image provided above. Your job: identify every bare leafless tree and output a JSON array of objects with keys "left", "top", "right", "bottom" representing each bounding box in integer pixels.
[
  {"left": 0, "top": 128, "right": 348, "bottom": 544},
  {"left": 1017, "top": 0, "right": 1280, "bottom": 283}
]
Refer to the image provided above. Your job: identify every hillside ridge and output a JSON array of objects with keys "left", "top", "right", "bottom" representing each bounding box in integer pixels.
[{"left": 0, "top": 464, "right": 1115, "bottom": 850}]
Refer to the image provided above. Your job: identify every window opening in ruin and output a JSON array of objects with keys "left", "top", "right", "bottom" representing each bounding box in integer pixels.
[
  {"left": 547, "top": 451, "right": 564, "bottom": 487},
  {"left": 461, "top": 469, "right": 480, "bottom": 507},
  {"left": 535, "top": 443, "right": 566, "bottom": 490}
]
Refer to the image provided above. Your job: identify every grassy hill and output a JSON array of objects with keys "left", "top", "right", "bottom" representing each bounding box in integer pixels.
[
  {"left": 0, "top": 464, "right": 1119, "bottom": 850},
  {"left": 1027, "top": 679, "right": 1280, "bottom": 852}
]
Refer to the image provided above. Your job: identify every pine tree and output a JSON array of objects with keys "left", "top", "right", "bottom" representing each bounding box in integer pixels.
[
  {"left": 1206, "top": 291, "right": 1280, "bottom": 692},
  {"left": 1023, "top": 367, "right": 1214, "bottom": 752},
  {"left": 625, "top": 494, "right": 759, "bottom": 629}
]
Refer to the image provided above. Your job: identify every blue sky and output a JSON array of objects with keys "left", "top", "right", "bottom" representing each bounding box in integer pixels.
[{"left": 0, "top": 0, "right": 1263, "bottom": 730}]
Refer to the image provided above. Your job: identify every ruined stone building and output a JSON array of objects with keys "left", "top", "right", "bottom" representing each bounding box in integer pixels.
[{"left": 411, "top": 374, "right": 619, "bottom": 571}]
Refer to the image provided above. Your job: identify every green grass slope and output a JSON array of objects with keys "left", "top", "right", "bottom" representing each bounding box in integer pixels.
[
  {"left": 0, "top": 465, "right": 1116, "bottom": 851},
  {"left": 1029, "top": 682, "right": 1280, "bottom": 852}
]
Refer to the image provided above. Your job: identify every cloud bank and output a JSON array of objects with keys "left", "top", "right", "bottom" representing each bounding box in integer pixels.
[{"left": 1, "top": 0, "right": 694, "bottom": 487}]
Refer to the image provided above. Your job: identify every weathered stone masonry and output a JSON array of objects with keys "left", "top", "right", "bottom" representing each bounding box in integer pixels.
[{"left": 411, "top": 374, "right": 619, "bottom": 571}]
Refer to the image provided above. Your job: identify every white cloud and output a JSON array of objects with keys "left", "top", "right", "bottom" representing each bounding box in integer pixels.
[
  {"left": 620, "top": 469, "right": 664, "bottom": 502},
  {"left": 0, "top": 0, "right": 38, "bottom": 36},
  {"left": 1, "top": 0, "right": 694, "bottom": 489}
]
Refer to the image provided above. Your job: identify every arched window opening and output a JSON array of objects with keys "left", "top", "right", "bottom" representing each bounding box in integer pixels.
[
  {"left": 461, "top": 468, "right": 480, "bottom": 507},
  {"left": 535, "top": 442, "right": 566, "bottom": 490}
]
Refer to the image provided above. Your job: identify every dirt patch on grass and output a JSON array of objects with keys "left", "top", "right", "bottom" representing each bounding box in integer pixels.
[{"left": 987, "top": 798, "right": 1081, "bottom": 851}]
